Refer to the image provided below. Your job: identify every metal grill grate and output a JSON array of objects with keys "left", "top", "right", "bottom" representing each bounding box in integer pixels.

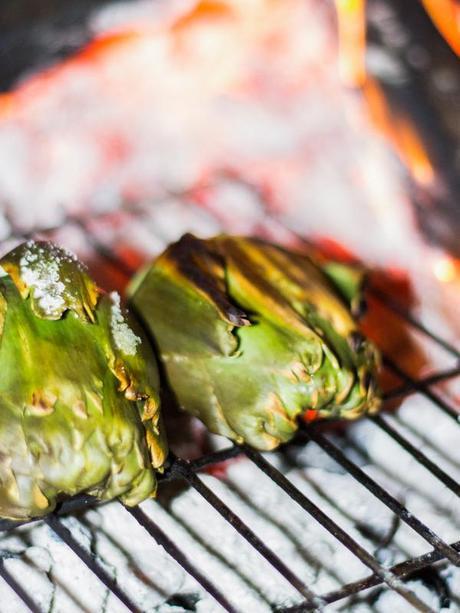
[{"left": 0, "top": 201, "right": 459, "bottom": 613}]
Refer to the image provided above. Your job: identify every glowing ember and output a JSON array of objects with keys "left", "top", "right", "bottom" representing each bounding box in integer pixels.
[
  {"left": 334, "top": 0, "right": 367, "bottom": 87},
  {"left": 433, "top": 256, "right": 458, "bottom": 284},
  {"left": 421, "top": 0, "right": 460, "bottom": 56},
  {"left": 392, "top": 115, "right": 435, "bottom": 188},
  {"left": 362, "top": 78, "right": 435, "bottom": 188}
]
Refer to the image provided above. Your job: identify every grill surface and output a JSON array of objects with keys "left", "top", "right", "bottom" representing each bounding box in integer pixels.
[{"left": 0, "top": 201, "right": 459, "bottom": 613}]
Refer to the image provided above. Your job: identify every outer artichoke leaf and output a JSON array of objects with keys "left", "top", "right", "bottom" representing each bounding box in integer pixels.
[
  {"left": 207, "top": 320, "right": 315, "bottom": 449},
  {"left": 216, "top": 236, "right": 325, "bottom": 344},
  {"left": 163, "top": 356, "right": 243, "bottom": 442},
  {"left": 163, "top": 319, "right": 329, "bottom": 450},
  {"left": 129, "top": 233, "right": 250, "bottom": 358},
  {"left": 321, "top": 261, "right": 367, "bottom": 317},
  {"left": 218, "top": 237, "right": 375, "bottom": 386},
  {"left": 98, "top": 291, "right": 167, "bottom": 470},
  {"left": 0, "top": 241, "right": 99, "bottom": 321},
  {"left": 0, "top": 291, "right": 6, "bottom": 344},
  {"left": 218, "top": 237, "right": 357, "bottom": 335}
]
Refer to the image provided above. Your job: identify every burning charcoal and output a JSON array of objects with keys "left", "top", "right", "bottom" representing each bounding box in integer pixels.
[
  {"left": 0, "top": 241, "right": 167, "bottom": 520},
  {"left": 129, "top": 234, "right": 381, "bottom": 451}
]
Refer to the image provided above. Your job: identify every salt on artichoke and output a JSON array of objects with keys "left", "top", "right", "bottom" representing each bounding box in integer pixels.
[
  {"left": 0, "top": 241, "right": 167, "bottom": 520},
  {"left": 129, "top": 234, "right": 381, "bottom": 451}
]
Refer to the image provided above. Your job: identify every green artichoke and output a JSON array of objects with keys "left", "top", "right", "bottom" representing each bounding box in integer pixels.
[
  {"left": 0, "top": 241, "right": 167, "bottom": 520},
  {"left": 129, "top": 234, "right": 381, "bottom": 451}
]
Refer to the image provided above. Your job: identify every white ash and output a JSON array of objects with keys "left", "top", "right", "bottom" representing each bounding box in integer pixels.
[
  {"left": 109, "top": 291, "right": 141, "bottom": 356},
  {"left": 0, "top": 0, "right": 424, "bottom": 268}
]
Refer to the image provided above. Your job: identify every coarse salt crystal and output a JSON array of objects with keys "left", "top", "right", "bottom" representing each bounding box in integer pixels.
[
  {"left": 20, "top": 243, "right": 66, "bottom": 315},
  {"left": 109, "top": 291, "right": 140, "bottom": 356}
]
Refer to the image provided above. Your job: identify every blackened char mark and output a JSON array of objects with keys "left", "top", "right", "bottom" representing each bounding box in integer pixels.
[{"left": 168, "top": 233, "right": 249, "bottom": 327}]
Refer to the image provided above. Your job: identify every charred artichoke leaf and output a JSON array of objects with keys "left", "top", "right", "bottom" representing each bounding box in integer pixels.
[
  {"left": 0, "top": 241, "right": 167, "bottom": 520},
  {"left": 129, "top": 234, "right": 381, "bottom": 451}
]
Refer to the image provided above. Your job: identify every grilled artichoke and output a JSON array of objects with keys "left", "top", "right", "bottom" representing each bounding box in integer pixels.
[
  {"left": 129, "top": 234, "right": 381, "bottom": 451},
  {"left": 0, "top": 241, "right": 167, "bottom": 520}
]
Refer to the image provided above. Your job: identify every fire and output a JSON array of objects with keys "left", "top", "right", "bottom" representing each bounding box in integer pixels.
[
  {"left": 362, "top": 78, "right": 435, "bottom": 188},
  {"left": 334, "top": 0, "right": 366, "bottom": 87},
  {"left": 334, "top": 0, "right": 460, "bottom": 90},
  {"left": 393, "top": 114, "right": 435, "bottom": 188},
  {"left": 433, "top": 256, "right": 458, "bottom": 283},
  {"left": 172, "top": 0, "right": 235, "bottom": 31},
  {"left": 333, "top": 0, "right": 457, "bottom": 191},
  {"left": 421, "top": 0, "right": 460, "bottom": 56}
]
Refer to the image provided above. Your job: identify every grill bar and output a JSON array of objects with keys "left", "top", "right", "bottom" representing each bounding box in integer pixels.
[
  {"left": 243, "top": 447, "right": 437, "bottom": 613},
  {"left": 45, "top": 515, "right": 141, "bottom": 613},
  {"left": 284, "top": 540, "right": 460, "bottom": 611},
  {"left": 383, "top": 365, "right": 460, "bottom": 400},
  {"left": 70, "top": 216, "right": 138, "bottom": 278},
  {"left": 369, "top": 286, "right": 460, "bottom": 359},
  {"left": 369, "top": 414, "right": 460, "bottom": 496},
  {"left": 0, "top": 559, "right": 40, "bottom": 613},
  {"left": 0, "top": 495, "right": 98, "bottom": 533},
  {"left": 174, "top": 457, "right": 323, "bottom": 607},
  {"left": 384, "top": 356, "right": 460, "bottom": 422},
  {"left": 187, "top": 446, "right": 243, "bottom": 472},
  {"left": 294, "top": 406, "right": 459, "bottom": 499},
  {"left": 125, "top": 505, "right": 237, "bottom": 613},
  {"left": 305, "top": 429, "right": 460, "bottom": 565}
]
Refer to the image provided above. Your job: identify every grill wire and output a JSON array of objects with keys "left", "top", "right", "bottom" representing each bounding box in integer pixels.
[{"left": 0, "top": 199, "right": 459, "bottom": 613}]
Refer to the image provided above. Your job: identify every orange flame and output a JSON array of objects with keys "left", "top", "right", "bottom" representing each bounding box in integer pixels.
[
  {"left": 363, "top": 78, "right": 435, "bottom": 187},
  {"left": 334, "top": 0, "right": 367, "bottom": 87},
  {"left": 433, "top": 255, "right": 459, "bottom": 283},
  {"left": 421, "top": 0, "right": 460, "bottom": 56},
  {"left": 333, "top": 1, "right": 447, "bottom": 188},
  {"left": 172, "top": 0, "right": 234, "bottom": 32}
]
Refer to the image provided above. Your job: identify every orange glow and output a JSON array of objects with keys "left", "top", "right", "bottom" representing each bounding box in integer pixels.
[
  {"left": 172, "top": 0, "right": 235, "bottom": 32},
  {"left": 0, "top": 1, "right": 272, "bottom": 121},
  {"left": 0, "top": 30, "right": 143, "bottom": 120},
  {"left": 433, "top": 256, "right": 458, "bottom": 283},
  {"left": 334, "top": 0, "right": 367, "bottom": 87},
  {"left": 303, "top": 409, "right": 319, "bottom": 423},
  {"left": 75, "top": 31, "right": 143, "bottom": 63},
  {"left": 394, "top": 114, "right": 435, "bottom": 187},
  {"left": 363, "top": 78, "right": 435, "bottom": 187},
  {"left": 421, "top": 0, "right": 460, "bottom": 56},
  {"left": 0, "top": 93, "right": 15, "bottom": 119}
]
